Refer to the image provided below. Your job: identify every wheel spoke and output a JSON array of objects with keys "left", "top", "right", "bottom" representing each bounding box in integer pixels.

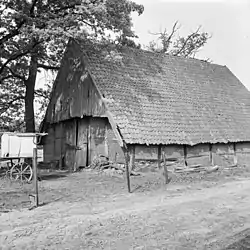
[
  {"left": 14, "top": 168, "right": 21, "bottom": 174},
  {"left": 12, "top": 173, "right": 20, "bottom": 180},
  {"left": 10, "top": 163, "right": 33, "bottom": 182},
  {"left": 23, "top": 171, "right": 31, "bottom": 174},
  {"left": 23, "top": 165, "right": 30, "bottom": 172},
  {"left": 23, "top": 175, "right": 29, "bottom": 181}
]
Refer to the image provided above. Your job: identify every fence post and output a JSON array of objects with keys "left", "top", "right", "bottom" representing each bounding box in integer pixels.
[
  {"left": 158, "top": 145, "right": 162, "bottom": 169},
  {"left": 183, "top": 145, "right": 187, "bottom": 166},
  {"left": 233, "top": 143, "right": 238, "bottom": 166},
  {"left": 33, "top": 147, "right": 39, "bottom": 207},
  {"left": 125, "top": 149, "right": 131, "bottom": 193},
  {"left": 209, "top": 144, "right": 214, "bottom": 166},
  {"left": 162, "top": 151, "right": 169, "bottom": 184}
]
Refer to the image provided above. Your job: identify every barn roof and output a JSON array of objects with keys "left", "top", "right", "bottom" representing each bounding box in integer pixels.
[{"left": 43, "top": 40, "right": 250, "bottom": 145}]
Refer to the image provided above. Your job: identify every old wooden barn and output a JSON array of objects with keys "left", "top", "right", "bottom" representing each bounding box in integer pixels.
[{"left": 40, "top": 39, "right": 250, "bottom": 172}]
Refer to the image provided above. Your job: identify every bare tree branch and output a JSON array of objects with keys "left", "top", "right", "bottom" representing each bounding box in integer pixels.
[
  {"left": 0, "top": 95, "right": 25, "bottom": 115},
  {"left": 0, "top": 41, "right": 40, "bottom": 75},
  {"left": 5, "top": 66, "right": 26, "bottom": 81},
  {"left": 162, "top": 21, "right": 180, "bottom": 52},
  {"left": 0, "top": 20, "right": 26, "bottom": 45},
  {"left": 0, "top": 75, "right": 13, "bottom": 83},
  {"left": 37, "top": 63, "right": 59, "bottom": 71},
  {"left": 34, "top": 90, "right": 49, "bottom": 99},
  {"left": 30, "top": 0, "right": 39, "bottom": 17},
  {"left": 172, "top": 26, "right": 201, "bottom": 57},
  {"left": 148, "top": 21, "right": 181, "bottom": 53}
]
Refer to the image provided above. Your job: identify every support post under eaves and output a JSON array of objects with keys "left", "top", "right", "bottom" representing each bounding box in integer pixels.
[{"left": 125, "top": 148, "right": 131, "bottom": 193}]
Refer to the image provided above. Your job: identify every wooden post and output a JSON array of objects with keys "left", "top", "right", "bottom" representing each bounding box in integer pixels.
[
  {"left": 158, "top": 145, "right": 162, "bottom": 169},
  {"left": 125, "top": 149, "right": 131, "bottom": 193},
  {"left": 59, "top": 123, "right": 63, "bottom": 170},
  {"left": 183, "top": 145, "right": 187, "bottom": 166},
  {"left": 33, "top": 147, "right": 39, "bottom": 207},
  {"left": 162, "top": 151, "right": 169, "bottom": 184},
  {"left": 209, "top": 144, "right": 214, "bottom": 166},
  {"left": 129, "top": 145, "right": 135, "bottom": 171},
  {"left": 233, "top": 143, "right": 238, "bottom": 166}
]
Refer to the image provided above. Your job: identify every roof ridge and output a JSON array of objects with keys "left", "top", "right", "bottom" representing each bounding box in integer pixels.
[
  {"left": 72, "top": 38, "right": 225, "bottom": 68},
  {"left": 119, "top": 45, "right": 225, "bottom": 68}
]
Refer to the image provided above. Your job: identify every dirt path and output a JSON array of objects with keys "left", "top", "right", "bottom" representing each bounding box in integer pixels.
[{"left": 1, "top": 172, "right": 250, "bottom": 249}]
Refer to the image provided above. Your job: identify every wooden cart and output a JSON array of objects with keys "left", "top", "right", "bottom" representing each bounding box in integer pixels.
[{"left": 0, "top": 132, "right": 46, "bottom": 183}]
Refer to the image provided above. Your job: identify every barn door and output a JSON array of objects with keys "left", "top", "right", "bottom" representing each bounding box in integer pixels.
[
  {"left": 88, "top": 117, "right": 108, "bottom": 163},
  {"left": 65, "top": 120, "right": 77, "bottom": 171},
  {"left": 75, "top": 119, "right": 88, "bottom": 167}
]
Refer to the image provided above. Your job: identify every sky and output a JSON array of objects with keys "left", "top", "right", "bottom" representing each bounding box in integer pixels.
[
  {"left": 37, "top": 0, "right": 250, "bottom": 90},
  {"left": 131, "top": 0, "right": 250, "bottom": 89}
]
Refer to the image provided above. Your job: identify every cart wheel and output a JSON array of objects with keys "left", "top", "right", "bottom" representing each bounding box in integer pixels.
[{"left": 10, "top": 162, "right": 33, "bottom": 183}]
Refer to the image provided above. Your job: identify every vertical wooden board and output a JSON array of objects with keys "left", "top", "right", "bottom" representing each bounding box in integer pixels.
[
  {"left": 212, "top": 143, "right": 234, "bottom": 155},
  {"left": 65, "top": 149, "right": 76, "bottom": 170},
  {"left": 43, "top": 143, "right": 54, "bottom": 162},
  {"left": 75, "top": 118, "right": 88, "bottom": 167},
  {"left": 55, "top": 123, "right": 64, "bottom": 139},
  {"left": 237, "top": 154, "right": 250, "bottom": 166},
  {"left": 235, "top": 142, "right": 250, "bottom": 153},
  {"left": 80, "top": 75, "right": 90, "bottom": 116},
  {"left": 186, "top": 144, "right": 210, "bottom": 166},
  {"left": 211, "top": 143, "right": 234, "bottom": 167},
  {"left": 134, "top": 145, "right": 158, "bottom": 160},
  {"left": 161, "top": 145, "right": 184, "bottom": 159},
  {"left": 106, "top": 123, "right": 124, "bottom": 163},
  {"left": 43, "top": 126, "right": 55, "bottom": 162},
  {"left": 54, "top": 138, "right": 62, "bottom": 160},
  {"left": 129, "top": 145, "right": 135, "bottom": 171},
  {"left": 64, "top": 120, "right": 76, "bottom": 170},
  {"left": 158, "top": 145, "right": 162, "bottom": 168},
  {"left": 236, "top": 142, "right": 250, "bottom": 166},
  {"left": 89, "top": 117, "right": 108, "bottom": 163},
  {"left": 187, "top": 144, "right": 210, "bottom": 157},
  {"left": 187, "top": 155, "right": 211, "bottom": 167},
  {"left": 65, "top": 120, "right": 76, "bottom": 144},
  {"left": 212, "top": 153, "right": 234, "bottom": 167}
]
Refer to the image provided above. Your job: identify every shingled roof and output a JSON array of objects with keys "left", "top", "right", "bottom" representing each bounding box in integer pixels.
[
  {"left": 78, "top": 41, "right": 250, "bottom": 145},
  {"left": 44, "top": 40, "right": 250, "bottom": 146}
]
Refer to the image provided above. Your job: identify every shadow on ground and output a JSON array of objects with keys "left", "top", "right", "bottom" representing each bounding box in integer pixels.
[
  {"left": 39, "top": 173, "right": 67, "bottom": 181},
  {"left": 222, "top": 229, "right": 250, "bottom": 250}
]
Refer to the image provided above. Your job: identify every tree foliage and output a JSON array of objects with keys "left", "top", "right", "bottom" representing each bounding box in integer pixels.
[
  {"left": 0, "top": 0, "right": 144, "bottom": 132},
  {"left": 148, "top": 21, "right": 211, "bottom": 60}
]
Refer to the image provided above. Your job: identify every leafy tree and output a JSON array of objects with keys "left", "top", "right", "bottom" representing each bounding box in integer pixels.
[
  {"left": 0, "top": 0, "right": 144, "bottom": 132},
  {"left": 147, "top": 21, "right": 211, "bottom": 60}
]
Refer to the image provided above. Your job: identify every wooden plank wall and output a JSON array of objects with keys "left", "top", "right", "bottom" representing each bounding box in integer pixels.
[
  {"left": 132, "top": 142, "right": 250, "bottom": 169},
  {"left": 106, "top": 123, "right": 125, "bottom": 163}
]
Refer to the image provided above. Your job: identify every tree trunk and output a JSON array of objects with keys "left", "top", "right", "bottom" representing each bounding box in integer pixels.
[{"left": 24, "top": 54, "right": 38, "bottom": 132}]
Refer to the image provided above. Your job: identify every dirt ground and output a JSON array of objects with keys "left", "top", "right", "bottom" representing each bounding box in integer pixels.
[{"left": 1, "top": 166, "right": 250, "bottom": 249}]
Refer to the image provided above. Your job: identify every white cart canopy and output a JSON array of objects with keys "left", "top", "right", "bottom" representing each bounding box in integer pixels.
[{"left": 1, "top": 133, "right": 47, "bottom": 158}]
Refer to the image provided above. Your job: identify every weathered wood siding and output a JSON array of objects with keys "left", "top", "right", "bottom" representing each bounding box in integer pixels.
[
  {"left": 45, "top": 43, "right": 106, "bottom": 124},
  {"left": 43, "top": 117, "right": 125, "bottom": 170},
  {"left": 89, "top": 117, "right": 108, "bottom": 162},
  {"left": 43, "top": 126, "right": 55, "bottom": 162},
  {"left": 75, "top": 119, "right": 88, "bottom": 168},
  {"left": 131, "top": 142, "right": 250, "bottom": 170},
  {"left": 106, "top": 123, "right": 124, "bottom": 163},
  {"left": 135, "top": 145, "right": 158, "bottom": 160},
  {"left": 64, "top": 120, "right": 77, "bottom": 170},
  {"left": 186, "top": 144, "right": 210, "bottom": 166},
  {"left": 162, "top": 145, "right": 184, "bottom": 160},
  {"left": 236, "top": 142, "right": 250, "bottom": 166}
]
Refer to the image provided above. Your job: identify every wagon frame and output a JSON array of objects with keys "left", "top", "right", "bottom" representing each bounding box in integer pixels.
[{"left": 0, "top": 132, "right": 46, "bottom": 183}]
